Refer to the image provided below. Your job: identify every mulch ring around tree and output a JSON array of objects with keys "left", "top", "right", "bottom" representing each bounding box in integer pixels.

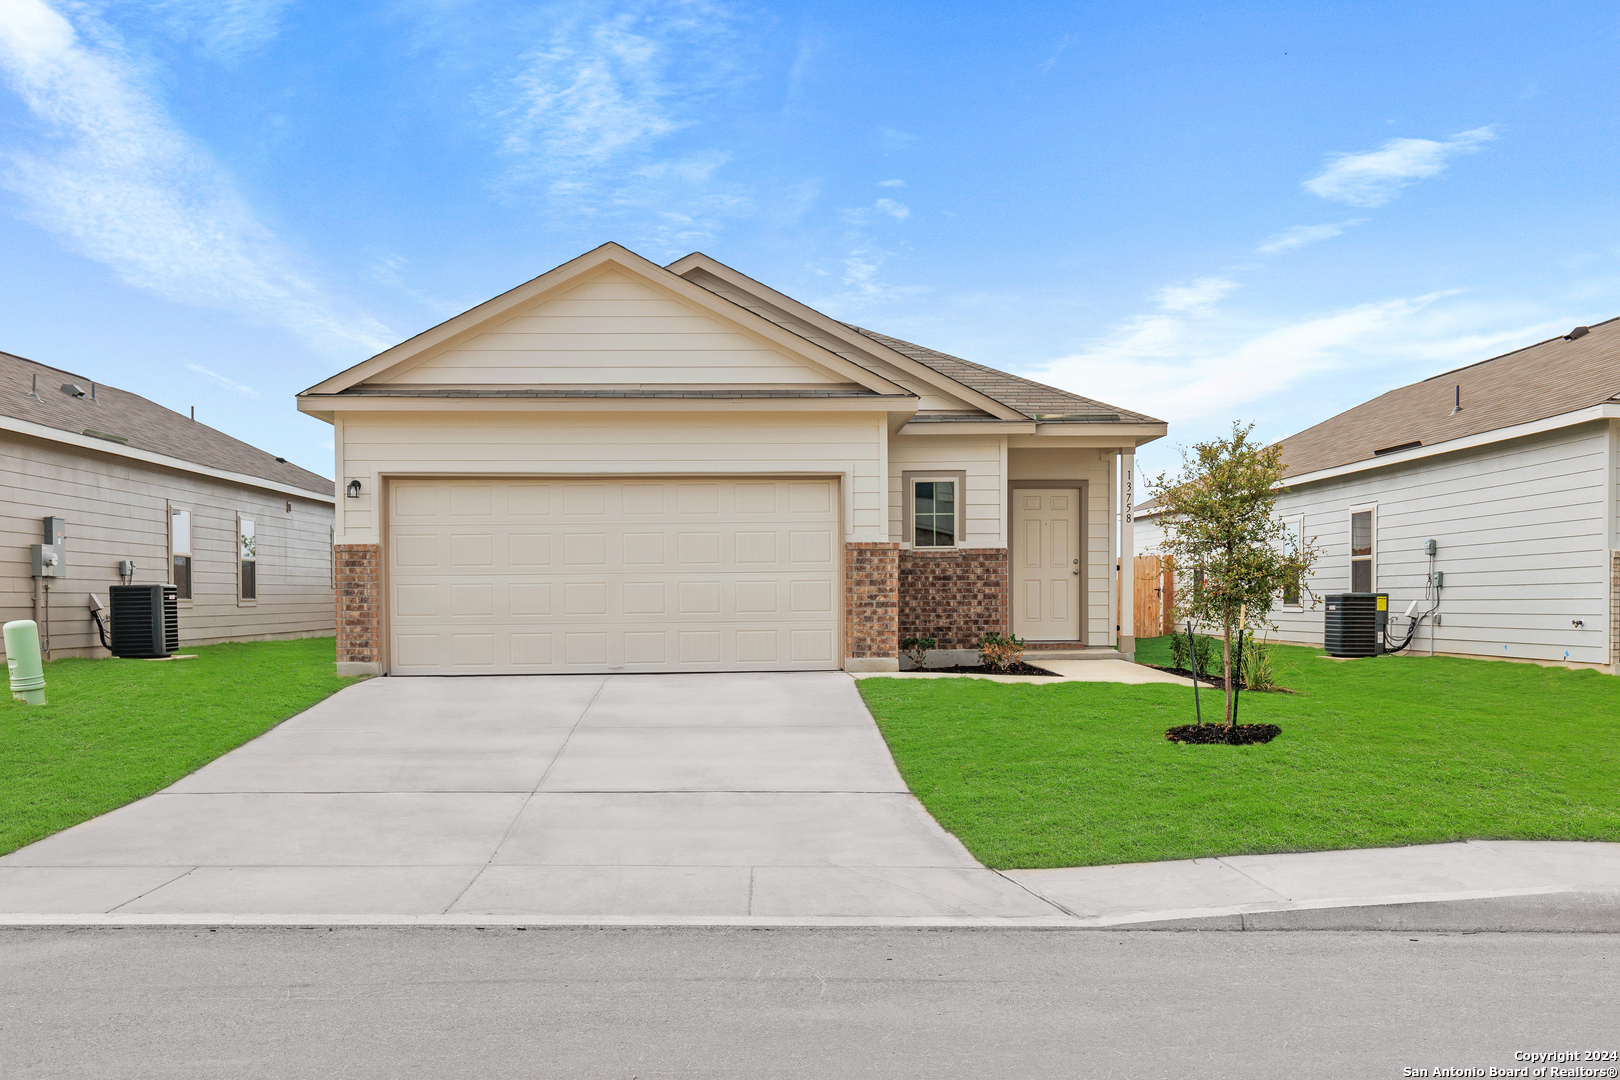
[
  {"left": 1145, "top": 665, "right": 1295, "bottom": 693},
  {"left": 1164, "top": 723, "right": 1283, "bottom": 745},
  {"left": 918, "top": 662, "right": 1062, "bottom": 677}
]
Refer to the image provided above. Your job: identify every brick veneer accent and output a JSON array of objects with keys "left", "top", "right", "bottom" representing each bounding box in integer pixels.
[
  {"left": 1611, "top": 551, "right": 1619, "bottom": 672},
  {"left": 899, "top": 548, "right": 1010, "bottom": 649},
  {"left": 335, "top": 544, "right": 381, "bottom": 665},
  {"left": 844, "top": 541, "right": 900, "bottom": 659}
]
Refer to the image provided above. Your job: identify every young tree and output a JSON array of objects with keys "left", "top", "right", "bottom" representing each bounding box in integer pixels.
[{"left": 1146, "top": 422, "right": 1320, "bottom": 727}]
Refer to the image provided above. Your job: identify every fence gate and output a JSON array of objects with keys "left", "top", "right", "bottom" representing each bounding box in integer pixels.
[{"left": 1133, "top": 555, "right": 1173, "bottom": 639}]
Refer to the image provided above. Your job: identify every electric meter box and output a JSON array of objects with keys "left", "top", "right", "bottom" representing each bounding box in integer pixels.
[{"left": 30, "top": 544, "right": 65, "bottom": 578}]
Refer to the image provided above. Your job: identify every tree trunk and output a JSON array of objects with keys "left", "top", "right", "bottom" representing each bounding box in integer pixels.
[{"left": 1222, "top": 619, "right": 1234, "bottom": 726}]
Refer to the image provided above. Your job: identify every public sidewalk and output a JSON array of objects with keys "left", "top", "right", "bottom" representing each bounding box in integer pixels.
[{"left": 3, "top": 839, "right": 1616, "bottom": 929}]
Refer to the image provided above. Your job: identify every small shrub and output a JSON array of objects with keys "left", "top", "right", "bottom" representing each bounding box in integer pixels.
[
  {"left": 977, "top": 631, "right": 1026, "bottom": 672},
  {"left": 901, "top": 635, "right": 937, "bottom": 670},
  {"left": 1192, "top": 634, "right": 1216, "bottom": 677},
  {"left": 1170, "top": 631, "right": 1190, "bottom": 671},
  {"left": 1242, "top": 633, "right": 1275, "bottom": 691}
]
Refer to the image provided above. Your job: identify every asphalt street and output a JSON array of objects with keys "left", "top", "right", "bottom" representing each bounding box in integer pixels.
[{"left": 2, "top": 927, "right": 1615, "bottom": 1079}]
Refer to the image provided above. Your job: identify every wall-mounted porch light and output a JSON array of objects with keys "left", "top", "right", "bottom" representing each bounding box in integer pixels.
[{"left": 346, "top": 479, "right": 363, "bottom": 499}]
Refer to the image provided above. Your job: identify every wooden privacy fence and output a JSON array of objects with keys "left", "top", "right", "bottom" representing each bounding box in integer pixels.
[{"left": 1133, "top": 555, "right": 1174, "bottom": 640}]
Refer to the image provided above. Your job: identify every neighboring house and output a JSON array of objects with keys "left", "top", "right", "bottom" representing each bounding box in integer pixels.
[
  {"left": 1137, "top": 320, "right": 1620, "bottom": 673},
  {"left": 298, "top": 243, "right": 1166, "bottom": 676},
  {"left": 2, "top": 350, "right": 337, "bottom": 658}
]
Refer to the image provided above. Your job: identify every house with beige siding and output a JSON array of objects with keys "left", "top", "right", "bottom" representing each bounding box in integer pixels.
[
  {"left": 1136, "top": 320, "right": 1620, "bottom": 673},
  {"left": 299, "top": 242, "right": 1165, "bottom": 676},
  {"left": 2, "top": 350, "right": 336, "bottom": 658}
]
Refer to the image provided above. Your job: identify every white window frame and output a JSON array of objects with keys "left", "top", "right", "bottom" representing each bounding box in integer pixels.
[
  {"left": 1349, "top": 503, "right": 1377, "bottom": 594},
  {"left": 1280, "top": 515, "right": 1305, "bottom": 608},
  {"left": 237, "top": 513, "right": 258, "bottom": 606},
  {"left": 168, "top": 502, "right": 193, "bottom": 604},
  {"left": 900, "top": 470, "right": 968, "bottom": 550}
]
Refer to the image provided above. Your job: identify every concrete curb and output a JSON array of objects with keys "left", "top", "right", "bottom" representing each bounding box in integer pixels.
[
  {"left": 1122, "top": 891, "right": 1620, "bottom": 932},
  {"left": 3, "top": 891, "right": 1617, "bottom": 931}
]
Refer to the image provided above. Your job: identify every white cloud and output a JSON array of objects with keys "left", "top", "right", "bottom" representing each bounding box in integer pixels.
[
  {"left": 1304, "top": 126, "right": 1497, "bottom": 207},
  {"left": 1156, "top": 276, "right": 1236, "bottom": 313},
  {"left": 0, "top": 0, "right": 390, "bottom": 352},
  {"left": 873, "top": 197, "right": 908, "bottom": 220},
  {"left": 840, "top": 197, "right": 912, "bottom": 227},
  {"left": 506, "top": 19, "right": 680, "bottom": 166},
  {"left": 1029, "top": 291, "right": 1456, "bottom": 427},
  {"left": 1037, "top": 32, "right": 1072, "bottom": 74},
  {"left": 1256, "top": 218, "right": 1367, "bottom": 254},
  {"left": 497, "top": 1, "right": 752, "bottom": 249},
  {"left": 143, "top": 0, "right": 291, "bottom": 60},
  {"left": 503, "top": 1, "right": 740, "bottom": 170},
  {"left": 877, "top": 178, "right": 905, "bottom": 187},
  {"left": 185, "top": 363, "right": 259, "bottom": 397}
]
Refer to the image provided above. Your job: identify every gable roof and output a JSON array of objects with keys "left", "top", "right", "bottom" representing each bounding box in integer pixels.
[
  {"left": 1278, "top": 317, "right": 1620, "bottom": 479},
  {"left": 302, "top": 243, "right": 912, "bottom": 400},
  {"left": 667, "top": 252, "right": 1024, "bottom": 420},
  {"left": 2, "top": 350, "right": 333, "bottom": 498},
  {"left": 300, "top": 242, "right": 1167, "bottom": 436},
  {"left": 842, "top": 325, "right": 1163, "bottom": 424}
]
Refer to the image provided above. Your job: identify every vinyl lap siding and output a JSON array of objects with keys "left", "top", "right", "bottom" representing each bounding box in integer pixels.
[
  {"left": 1268, "top": 424, "right": 1611, "bottom": 666},
  {"left": 337, "top": 411, "right": 888, "bottom": 544},
  {"left": 888, "top": 437, "right": 1005, "bottom": 547},
  {"left": 390, "top": 271, "right": 835, "bottom": 387},
  {"left": 0, "top": 433, "right": 335, "bottom": 657}
]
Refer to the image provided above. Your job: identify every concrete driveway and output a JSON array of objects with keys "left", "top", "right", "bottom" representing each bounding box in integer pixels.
[{"left": 0, "top": 673, "right": 1059, "bottom": 921}]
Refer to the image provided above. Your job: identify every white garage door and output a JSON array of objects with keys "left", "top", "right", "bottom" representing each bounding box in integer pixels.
[{"left": 387, "top": 477, "right": 841, "bottom": 674}]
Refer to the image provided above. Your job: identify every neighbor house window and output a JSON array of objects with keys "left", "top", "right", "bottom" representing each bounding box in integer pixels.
[
  {"left": 1350, "top": 508, "right": 1375, "bottom": 593},
  {"left": 239, "top": 517, "right": 257, "bottom": 601},
  {"left": 1281, "top": 517, "right": 1303, "bottom": 606},
  {"left": 171, "top": 507, "right": 192, "bottom": 600}
]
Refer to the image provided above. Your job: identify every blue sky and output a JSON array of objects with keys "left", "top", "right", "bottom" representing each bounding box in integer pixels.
[{"left": 2, "top": 0, "right": 1617, "bottom": 481}]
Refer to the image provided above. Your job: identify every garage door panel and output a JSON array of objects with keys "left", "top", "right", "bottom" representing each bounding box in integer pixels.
[
  {"left": 390, "top": 525, "right": 838, "bottom": 574},
  {"left": 388, "top": 478, "right": 840, "bottom": 674},
  {"left": 509, "top": 534, "right": 552, "bottom": 566},
  {"left": 508, "top": 484, "right": 551, "bottom": 516}
]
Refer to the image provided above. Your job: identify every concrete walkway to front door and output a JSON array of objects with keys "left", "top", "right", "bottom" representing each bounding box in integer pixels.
[{"left": 0, "top": 673, "right": 1060, "bottom": 921}]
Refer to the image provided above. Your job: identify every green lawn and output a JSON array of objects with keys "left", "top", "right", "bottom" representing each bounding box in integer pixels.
[
  {"left": 1, "top": 636, "right": 352, "bottom": 856},
  {"left": 858, "top": 637, "right": 1620, "bottom": 869}
]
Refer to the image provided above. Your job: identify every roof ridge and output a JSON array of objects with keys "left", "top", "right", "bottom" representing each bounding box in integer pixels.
[
  {"left": 842, "top": 323, "right": 1162, "bottom": 424},
  {"left": 1, "top": 348, "right": 333, "bottom": 495},
  {"left": 1416, "top": 314, "right": 1620, "bottom": 384},
  {"left": 1276, "top": 314, "right": 1620, "bottom": 479},
  {"left": 0, "top": 349, "right": 95, "bottom": 386}
]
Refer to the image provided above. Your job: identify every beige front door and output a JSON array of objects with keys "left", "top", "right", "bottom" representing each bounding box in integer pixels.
[
  {"left": 387, "top": 477, "right": 841, "bottom": 674},
  {"left": 1012, "top": 488, "right": 1081, "bottom": 641}
]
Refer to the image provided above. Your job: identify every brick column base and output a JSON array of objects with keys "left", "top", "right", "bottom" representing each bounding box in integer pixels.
[
  {"left": 845, "top": 541, "right": 899, "bottom": 672},
  {"left": 898, "top": 548, "right": 1009, "bottom": 664},
  {"left": 335, "top": 543, "right": 381, "bottom": 676},
  {"left": 1611, "top": 551, "right": 1619, "bottom": 674}
]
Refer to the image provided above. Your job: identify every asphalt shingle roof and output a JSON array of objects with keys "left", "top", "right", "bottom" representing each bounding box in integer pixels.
[
  {"left": 2, "top": 350, "right": 333, "bottom": 497},
  {"left": 842, "top": 325, "right": 1163, "bottom": 424},
  {"left": 1275, "top": 318, "right": 1620, "bottom": 478}
]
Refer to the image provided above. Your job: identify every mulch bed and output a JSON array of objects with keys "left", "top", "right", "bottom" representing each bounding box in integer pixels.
[
  {"left": 1165, "top": 722, "right": 1283, "bottom": 745},
  {"left": 917, "top": 661, "right": 1062, "bottom": 677}
]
